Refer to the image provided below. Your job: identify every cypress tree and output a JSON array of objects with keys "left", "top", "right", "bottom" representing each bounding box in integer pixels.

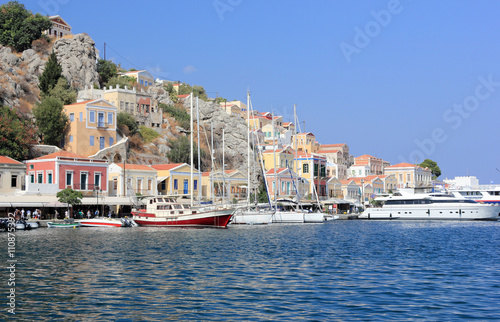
[{"left": 38, "top": 51, "right": 63, "bottom": 95}]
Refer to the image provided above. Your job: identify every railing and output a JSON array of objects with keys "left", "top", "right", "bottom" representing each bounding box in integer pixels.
[{"left": 97, "top": 122, "right": 108, "bottom": 129}]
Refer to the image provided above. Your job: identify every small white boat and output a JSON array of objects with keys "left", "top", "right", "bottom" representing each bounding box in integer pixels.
[
  {"left": 47, "top": 221, "right": 80, "bottom": 228},
  {"left": 26, "top": 221, "right": 39, "bottom": 229},
  {"left": 77, "top": 217, "right": 126, "bottom": 227},
  {"left": 232, "top": 205, "right": 274, "bottom": 225}
]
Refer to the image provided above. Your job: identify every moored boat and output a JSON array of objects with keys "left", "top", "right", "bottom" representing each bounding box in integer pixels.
[
  {"left": 232, "top": 206, "right": 274, "bottom": 225},
  {"left": 359, "top": 193, "right": 500, "bottom": 220},
  {"left": 132, "top": 197, "right": 235, "bottom": 228},
  {"left": 47, "top": 221, "right": 81, "bottom": 228},
  {"left": 78, "top": 217, "right": 125, "bottom": 227}
]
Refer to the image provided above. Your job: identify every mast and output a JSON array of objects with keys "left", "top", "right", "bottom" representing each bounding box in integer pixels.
[
  {"left": 190, "top": 92, "right": 193, "bottom": 207},
  {"left": 273, "top": 111, "right": 277, "bottom": 205},
  {"left": 197, "top": 97, "right": 201, "bottom": 204},
  {"left": 211, "top": 122, "right": 214, "bottom": 205},
  {"left": 246, "top": 91, "right": 251, "bottom": 206},
  {"left": 222, "top": 128, "right": 225, "bottom": 203}
]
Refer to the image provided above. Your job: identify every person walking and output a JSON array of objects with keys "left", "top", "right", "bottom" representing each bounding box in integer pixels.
[{"left": 87, "top": 210, "right": 91, "bottom": 219}]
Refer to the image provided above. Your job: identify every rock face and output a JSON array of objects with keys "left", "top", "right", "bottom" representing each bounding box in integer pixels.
[
  {"left": 52, "top": 34, "right": 100, "bottom": 90},
  {"left": 0, "top": 45, "right": 46, "bottom": 108}
]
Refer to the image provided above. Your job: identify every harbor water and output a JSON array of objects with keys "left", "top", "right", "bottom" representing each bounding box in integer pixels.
[{"left": 2, "top": 220, "right": 500, "bottom": 321}]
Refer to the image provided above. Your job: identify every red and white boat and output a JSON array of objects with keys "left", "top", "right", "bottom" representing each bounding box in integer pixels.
[
  {"left": 132, "top": 197, "right": 235, "bottom": 228},
  {"left": 77, "top": 217, "right": 135, "bottom": 227}
]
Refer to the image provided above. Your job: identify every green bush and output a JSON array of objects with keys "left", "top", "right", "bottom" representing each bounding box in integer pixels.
[
  {"left": 159, "top": 103, "right": 189, "bottom": 130},
  {"left": 139, "top": 125, "right": 159, "bottom": 143}
]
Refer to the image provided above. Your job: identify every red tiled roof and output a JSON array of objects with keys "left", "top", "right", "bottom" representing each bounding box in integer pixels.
[
  {"left": 151, "top": 163, "right": 184, "bottom": 171},
  {"left": 116, "top": 164, "right": 155, "bottom": 171},
  {"left": 317, "top": 149, "right": 342, "bottom": 154},
  {"left": 66, "top": 99, "right": 94, "bottom": 106},
  {"left": 0, "top": 156, "right": 22, "bottom": 164},
  {"left": 266, "top": 168, "right": 287, "bottom": 175},
  {"left": 34, "top": 151, "right": 85, "bottom": 160},
  {"left": 322, "top": 143, "right": 345, "bottom": 148},
  {"left": 386, "top": 162, "right": 417, "bottom": 168},
  {"left": 178, "top": 94, "right": 190, "bottom": 98}
]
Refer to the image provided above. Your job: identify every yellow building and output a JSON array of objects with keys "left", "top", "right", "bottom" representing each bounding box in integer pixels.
[
  {"left": 384, "top": 162, "right": 432, "bottom": 189},
  {"left": 201, "top": 169, "right": 247, "bottom": 202},
  {"left": 44, "top": 15, "right": 72, "bottom": 39},
  {"left": 152, "top": 163, "right": 201, "bottom": 197},
  {"left": 293, "top": 132, "right": 320, "bottom": 154},
  {"left": 63, "top": 99, "right": 117, "bottom": 157},
  {"left": 261, "top": 146, "right": 295, "bottom": 172},
  {"left": 108, "top": 163, "right": 157, "bottom": 197}
]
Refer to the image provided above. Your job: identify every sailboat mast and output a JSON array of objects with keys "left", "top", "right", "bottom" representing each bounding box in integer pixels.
[
  {"left": 273, "top": 111, "right": 277, "bottom": 205},
  {"left": 197, "top": 97, "right": 201, "bottom": 204},
  {"left": 222, "top": 128, "right": 225, "bottom": 204},
  {"left": 247, "top": 91, "right": 251, "bottom": 206},
  {"left": 190, "top": 93, "right": 194, "bottom": 207},
  {"left": 211, "top": 122, "right": 214, "bottom": 205}
]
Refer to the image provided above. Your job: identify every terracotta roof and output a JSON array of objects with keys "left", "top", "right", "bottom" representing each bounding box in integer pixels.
[
  {"left": 266, "top": 168, "right": 287, "bottom": 175},
  {"left": 322, "top": 143, "right": 345, "bottom": 148},
  {"left": 67, "top": 99, "right": 94, "bottom": 106},
  {"left": 151, "top": 163, "right": 184, "bottom": 171},
  {"left": 317, "top": 149, "right": 342, "bottom": 154},
  {"left": 386, "top": 162, "right": 417, "bottom": 168},
  {"left": 178, "top": 94, "right": 190, "bottom": 98},
  {"left": 34, "top": 151, "right": 86, "bottom": 160},
  {"left": 116, "top": 164, "right": 155, "bottom": 171},
  {"left": 0, "top": 156, "right": 22, "bottom": 164}
]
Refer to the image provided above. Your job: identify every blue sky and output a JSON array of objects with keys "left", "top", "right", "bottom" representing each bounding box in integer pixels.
[{"left": 23, "top": 0, "right": 500, "bottom": 183}]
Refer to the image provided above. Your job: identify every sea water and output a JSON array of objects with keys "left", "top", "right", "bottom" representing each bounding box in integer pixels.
[{"left": 1, "top": 220, "right": 499, "bottom": 321}]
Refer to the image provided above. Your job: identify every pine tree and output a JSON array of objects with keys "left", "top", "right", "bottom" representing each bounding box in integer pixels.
[
  {"left": 0, "top": 105, "right": 37, "bottom": 160},
  {"left": 33, "top": 96, "right": 68, "bottom": 146},
  {"left": 38, "top": 52, "right": 63, "bottom": 95}
]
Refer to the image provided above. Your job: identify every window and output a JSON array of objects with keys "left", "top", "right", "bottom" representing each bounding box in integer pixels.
[
  {"left": 11, "top": 175, "right": 17, "bottom": 188},
  {"left": 90, "top": 136, "right": 94, "bottom": 146},
  {"left": 281, "top": 182, "right": 285, "bottom": 192},
  {"left": 407, "top": 174, "right": 411, "bottom": 182},
  {"left": 140, "top": 79, "right": 144, "bottom": 85},
  {"left": 194, "top": 180, "right": 198, "bottom": 191},
  {"left": 97, "top": 112, "right": 105, "bottom": 127},
  {"left": 125, "top": 102, "right": 129, "bottom": 111},
  {"left": 81, "top": 172, "right": 88, "bottom": 190},
  {"left": 137, "top": 179, "right": 142, "bottom": 193},
  {"left": 113, "top": 178, "right": 118, "bottom": 191},
  {"left": 161, "top": 180, "right": 166, "bottom": 190},
  {"left": 314, "top": 164, "right": 319, "bottom": 176},
  {"left": 303, "top": 163, "right": 309, "bottom": 174},
  {"left": 174, "top": 179, "right": 178, "bottom": 190},
  {"left": 99, "top": 137, "right": 105, "bottom": 149},
  {"left": 148, "top": 179, "right": 152, "bottom": 191},
  {"left": 79, "top": 112, "right": 83, "bottom": 121},
  {"left": 37, "top": 172, "right": 43, "bottom": 184},
  {"left": 94, "top": 173, "right": 101, "bottom": 190},
  {"left": 69, "top": 113, "right": 74, "bottom": 122},
  {"left": 272, "top": 182, "right": 276, "bottom": 192},
  {"left": 66, "top": 172, "right": 73, "bottom": 187},
  {"left": 69, "top": 135, "right": 73, "bottom": 142},
  {"left": 89, "top": 111, "right": 95, "bottom": 123},
  {"left": 109, "top": 137, "right": 114, "bottom": 146},
  {"left": 47, "top": 172, "right": 53, "bottom": 184},
  {"left": 107, "top": 112, "right": 113, "bottom": 125},
  {"left": 30, "top": 173, "right": 35, "bottom": 183}
]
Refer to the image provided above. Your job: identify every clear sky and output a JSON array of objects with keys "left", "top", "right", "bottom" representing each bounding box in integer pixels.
[{"left": 23, "top": 0, "right": 500, "bottom": 183}]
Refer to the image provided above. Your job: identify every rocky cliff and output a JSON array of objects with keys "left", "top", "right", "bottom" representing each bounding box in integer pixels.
[{"left": 0, "top": 33, "right": 99, "bottom": 109}]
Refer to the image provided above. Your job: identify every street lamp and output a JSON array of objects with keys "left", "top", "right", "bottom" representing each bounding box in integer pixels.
[
  {"left": 360, "top": 179, "right": 365, "bottom": 210},
  {"left": 93, "top": 186, "right": 102, "bottom": 217}
]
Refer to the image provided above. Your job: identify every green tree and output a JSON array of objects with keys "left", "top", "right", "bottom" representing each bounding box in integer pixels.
[
  {"left": 166, "top": 135, "right": 204, "bottom": 167},
  {"left": 45, "top": 77, "right": 76, "bottom": 105},
  {"left": 38, "top": 52, "right": 63, "bottom": 95},
  {"left": 418, "top": 159, "right": 441, "bottom": 178},
  {"left": 139, "top": 125, "right": 159, "bottom": 143},
  {"left": 57, "top": 188, "right": 83, "bottom": 218},
  {"left": 0, "top": 105, "right": 37, "bottom": 160},
  {"left": 117, "top": 112, "right": 138, "bottom": 134},
  {"left": 33, "top": 96, "right": 68, "bottom": 146},
  {"left": 178, "top": 83, "right": 208, "bottom": 101},
  {"left": 96, "top": 59, "right": 118, "bottom": 87},
  {"left": 106, "top": 75, "right": 136, "bottom": 89},
  {"left": 159, "top": 103, "right": 189, "bottom": 130},
  {"left": 0, "top": 1, "right": 52, "bottom": 52},
  {"left": 256, "top": 179, "right": 269, "bottom": 204}
]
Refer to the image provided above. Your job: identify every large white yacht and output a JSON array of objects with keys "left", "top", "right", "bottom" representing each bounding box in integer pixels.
[
  {"left": 448, "top": 187, "right": 500, "bottom": 205},
  {"left": 359, "top": 193, "right": 500, "bottom": 220}
]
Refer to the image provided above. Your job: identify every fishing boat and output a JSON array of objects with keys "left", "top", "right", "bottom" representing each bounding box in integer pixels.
[
  {"left": 132, "top": 197, "right": 235, "bottom": 228},
  {"left": 359, "top": 192, "right": 500, "bottom": 220},
  {"left": 47, "top": 220, "right": 81, "bottom": 228}
]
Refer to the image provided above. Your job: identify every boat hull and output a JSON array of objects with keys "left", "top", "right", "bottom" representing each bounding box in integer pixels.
[
  {"left": 231, "top": 211, "right": 273, "bottom": 225},
  {"left": 78, "top": 218, "right": 124, "bottom": 227},
  {"left": 47, "top": 222, "right": 80, "bottom": 228},
  {"left": 132, "top": 208, "right": 234, "bottom": 228},
  {"left": 272, "top": 211, "right": 306, "bottom": 223},
  {"left": 360, "top": 204, "right": 500, "bottom": 220}
]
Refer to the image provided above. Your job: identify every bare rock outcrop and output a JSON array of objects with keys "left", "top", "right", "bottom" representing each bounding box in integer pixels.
[{"left": 52, "top": 34, "right": 100, "bottom": 90}]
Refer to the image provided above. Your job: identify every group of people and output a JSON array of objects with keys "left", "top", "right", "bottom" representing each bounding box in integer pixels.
[{"left": 14, "top": 208, "right": 42, "bottom": 220}]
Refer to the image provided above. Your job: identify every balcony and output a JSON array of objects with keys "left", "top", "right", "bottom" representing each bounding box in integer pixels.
[{"left": 97, "top": 122, "right": 108, "bottom": 129}]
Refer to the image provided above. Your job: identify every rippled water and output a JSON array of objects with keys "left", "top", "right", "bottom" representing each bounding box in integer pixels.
[{"left": 2, "top": 220, "right": 500, "bottom": 321}]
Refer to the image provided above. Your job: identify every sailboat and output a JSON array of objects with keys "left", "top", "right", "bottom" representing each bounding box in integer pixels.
[
  {"left": 132, "top": 93, "right": 236, "bottom": 228},
  {"left": 271, "top": 105, "right": 325, "bottom": 223},
  {"left": 231, "top": 91, "right": 274, "bottom": 225}
]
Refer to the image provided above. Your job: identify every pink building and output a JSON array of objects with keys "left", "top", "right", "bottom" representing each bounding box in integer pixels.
[{"left": 25, "top": 151, "right": 109, "bottom": 196}]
